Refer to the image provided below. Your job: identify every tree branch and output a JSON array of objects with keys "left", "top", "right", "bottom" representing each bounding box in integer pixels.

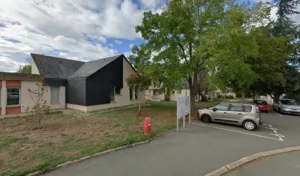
[{"left": 174, "top": 36, "right": 188, "bottom": 63}]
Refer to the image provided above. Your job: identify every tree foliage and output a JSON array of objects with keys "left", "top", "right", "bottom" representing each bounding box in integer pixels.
[
  {"left": 208, "top": 2, "right": 269, "bottom": 101},
  {"left": 255, "top": 0, "right": 300, "bottom": 101},
  {"left": 18, "top": 64, "right": 31, "bottom": 74},
  {"left": 126, "top": 73, "right": 151, "bottom": 114},
  {"left": 135, "top": 0, "right": 261, "bottom": 109}
]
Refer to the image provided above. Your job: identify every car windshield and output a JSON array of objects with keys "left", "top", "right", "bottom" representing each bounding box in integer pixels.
[{"left": 280, "top": 100, "right": 299, "bottom": 105}]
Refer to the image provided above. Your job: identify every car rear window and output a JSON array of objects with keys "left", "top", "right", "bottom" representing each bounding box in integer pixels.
[
  {"left": 243, "top": 105, "right": 252, "bottom": 112},
  {"left": 254, "top": 100, "right": 267, "bottom": 105},
  {"left": 280, "top": 100, "right": 299, "bottom": 105}
]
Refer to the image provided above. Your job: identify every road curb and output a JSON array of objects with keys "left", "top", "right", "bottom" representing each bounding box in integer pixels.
[
  {"left": 27, "top": 130, "right": 170, "bottom": 176},
  {"left": 204, "top": 146, "right": 300, "bottom": 176}
]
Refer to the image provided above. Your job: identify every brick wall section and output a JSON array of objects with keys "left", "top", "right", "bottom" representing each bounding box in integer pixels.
[
  {"left": 6, "top": 106, "right": 21, "bottom": 115},
  {"left": 6, "top": 80, "right": 21, "bottom": 87}
]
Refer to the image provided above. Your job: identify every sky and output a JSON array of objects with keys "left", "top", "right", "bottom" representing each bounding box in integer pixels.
[{"left": 0, "top": 0, "right": 299, "bottom": 72}]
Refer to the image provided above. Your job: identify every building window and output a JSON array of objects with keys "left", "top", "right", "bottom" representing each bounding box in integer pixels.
[
  {"left": 50, "top": 86, "right": 60, "bottom": 104},
  {"left": 172, "top": 91, "right": 175, "bottom": 94},
  {"left": 116, "top": 87, "right": 121, "bottom": 95},
  {"left": 130, "top": 88, "right": 133, "bottom": 100},
  {"left": 7, "top": 88, "right": 20, "bottom": 106},
  {"left": 135, "top": 88, "right": 138, "bottom": 100},
  {"left": 110, "top": 87, "right": 115, "bottom": 102}
]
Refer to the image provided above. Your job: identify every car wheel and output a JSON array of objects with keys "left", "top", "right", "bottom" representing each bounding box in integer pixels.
[
  {"left": 273, "top": 106, "right": 276, "bottom": 112},
  {"left": 243, "top": 120, "right": 257, "bottom": 131},
  {"left": 201, "top": 114, "right": 211, "bottom": 123}
]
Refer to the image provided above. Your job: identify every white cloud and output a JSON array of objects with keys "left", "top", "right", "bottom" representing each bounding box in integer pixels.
[
  {"left": 291, "top": 5, "right": 300, "bottom": 24},
  {"left": 270, "top": 6, "right": 278, "bottom": 21},
  {"left": 0, "top": 0, "right": 165, "bottom": 72},
  {"left": 0, "top": 56, "right": 25, "bottom": 72},
  {"left": 141, "top": 0, "right": 158, "bottom": 8},
  {"left": 115, "top": 40, "right": 123, "bottom": 44},
  {"left": 253, "top": 0, "right": 272, "bottom": 2},
  {"left": 124, "top": 51, "right": 132, "bottom": 58},
  {"left": 129, "top": 44, "right": 134, "bottom": 48}
]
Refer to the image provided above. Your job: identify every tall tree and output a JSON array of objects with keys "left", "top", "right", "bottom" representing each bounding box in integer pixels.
[
  {"left": 209, "top": 3, "right": 269, "bottom": 102},
  {"left": 274, "top": 0, "right": 300, "bottom": 20},
  {"left": 248, "top": 26, "right": 294, "bottom": 102},
  {"left": 256, "top": 0, "right": 300, "bottom": 102},
  {"left": 135, "top": 0, "right": 248, "bottom": 111}
]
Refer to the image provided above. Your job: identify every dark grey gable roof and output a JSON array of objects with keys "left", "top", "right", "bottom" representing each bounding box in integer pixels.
[
  {"left": 69, "top": 54, "right": 123, "bottom": 78},
  {"left": 31, "top": 53, "right": 84, "bottom": 79}
]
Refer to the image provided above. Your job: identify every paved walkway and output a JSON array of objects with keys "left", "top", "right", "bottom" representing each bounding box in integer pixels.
[
  {"left": 44, "top": 117, "right": 297, "bottom": 176},
  {"left": 226, "top": 151, "right": 300, "bottom": 176}
]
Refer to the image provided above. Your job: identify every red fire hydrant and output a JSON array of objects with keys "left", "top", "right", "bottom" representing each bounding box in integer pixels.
[{"left": 143, "top": 117, "right": 151, "bottom": 135}]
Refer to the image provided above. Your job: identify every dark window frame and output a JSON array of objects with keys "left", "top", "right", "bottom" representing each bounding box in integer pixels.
[
  {"left": 110, "top": 87, "right": 115, "bottom": 102},
  {"left": 228, "top": 104, "right": 243, "bottom": 112},
  {"left": 50, "top": 86, "right": 60, "bottom": 104},
  {"left": 130, "top": 88, "right": 133, "bottom": 100},
  {"left": 115, "top": 87, "right": 121, "bottom": 95},
  {"left": 215, "top": 103, "right": 229, "bottom": 111},
  {"left": 7, "top": 87, "right": 20, "bottom": 106}
]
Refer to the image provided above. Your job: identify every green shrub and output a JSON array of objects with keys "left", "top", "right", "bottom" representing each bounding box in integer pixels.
[{"left": 201, "top": 95, "right": 208, "bottom": 102}]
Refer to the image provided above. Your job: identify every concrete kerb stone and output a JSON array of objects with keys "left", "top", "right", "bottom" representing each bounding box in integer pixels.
[
  {"left": 26, "top": 137, "right": 153, "bottom": 176},
  {"left": 204, "top": 146, "right": 300, "bottom": 176},
  {"left": 204, "top": 166, "right": 229, "bottom": 176}
]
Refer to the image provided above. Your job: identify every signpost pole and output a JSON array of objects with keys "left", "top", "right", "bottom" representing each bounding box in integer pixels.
[
  {"left": 177, "top": 118, "right": 179, "bottom": 132},
  {"left": 183, "top": 116, "right": 185, "bottom": 128},
  {"left": 189, "top": 95, "right": 191, "bottom": 124}
]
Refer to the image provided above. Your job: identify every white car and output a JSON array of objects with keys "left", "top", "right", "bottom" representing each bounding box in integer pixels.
[{"left": 273, "top": 99, "right": 300, "bottom": 115}]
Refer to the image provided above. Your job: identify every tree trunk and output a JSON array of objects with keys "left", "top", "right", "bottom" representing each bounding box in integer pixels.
[
  {"left": 252, "top": 89, "right": 256, "bottom": 103},
  {"left": 190, "top": 86, "right": 196, "bottom": 113},
  {"left": 38, "top": 115, "right": 41, "bottom": 129},
  {"left": 138, "top": 91, "right": 141, "bottom": 115},
  {"left": 271, "top": 91, "right": 281, "bottom": 103},
  {"left": 242, "top": 88, "right": 246, "bottom": 103}
]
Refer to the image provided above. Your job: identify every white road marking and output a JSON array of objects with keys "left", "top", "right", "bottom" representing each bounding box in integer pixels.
[
  {"left": 192, "top": 122, "right": 283, "bottom": 142},
  {"left": 263, "top": 124, "right": 285, "bottom": 141},
  {"left": 276, "top": 113, "right": 282, "bottom": 117}
]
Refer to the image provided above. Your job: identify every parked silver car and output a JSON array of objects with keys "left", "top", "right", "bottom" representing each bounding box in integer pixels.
[
  {"left": 197, "top": 103, "right": 262, "bottom": 131},
  {"left": 273, "top": 99, "right": 300, "bottom": 115}
]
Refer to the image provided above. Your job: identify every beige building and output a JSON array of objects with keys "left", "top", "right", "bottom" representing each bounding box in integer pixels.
[
  {"left": 0, "top": 72, "right": 65, "bottom": 117},
  {"left": 145, "top": 83, "right": 165, "bottom": 101},
  {"left": 1, "top": 54, "right": 144, "bottom": 117},
  {"left": 31, "top": 53, "right": 144, "bottom": 112}
]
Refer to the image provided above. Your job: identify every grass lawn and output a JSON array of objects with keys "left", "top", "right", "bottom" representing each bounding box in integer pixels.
[{"left": 0, "top": 104, "right": 176, "bottom": 176}]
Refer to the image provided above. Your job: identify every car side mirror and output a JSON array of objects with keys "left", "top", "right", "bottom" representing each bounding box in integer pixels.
[{"left": 213, "top": 108, "right": 217, "bottom": 112}]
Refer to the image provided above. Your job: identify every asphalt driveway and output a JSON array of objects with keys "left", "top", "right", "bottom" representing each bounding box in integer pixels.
[{"left": 44, "top": 112, "right": 300, "bottom": 176}]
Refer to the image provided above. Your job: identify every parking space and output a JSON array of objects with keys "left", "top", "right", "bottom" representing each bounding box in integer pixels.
[{"left": 193, "top": 112, "right": 300, "bottom": 144}]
